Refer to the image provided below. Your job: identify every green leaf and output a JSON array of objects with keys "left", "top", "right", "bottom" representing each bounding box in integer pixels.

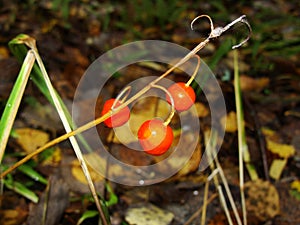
[
  {"left": 76, "top": 210, "right": 99, "bottom": 225},
  {"left": 18, "top": 164, "right": 48, "bottom": 185},
  {"left": 105, "top": 183, "right": 118, "bottom": 207},
  {"left": 3, "top": 179, "right": 39, "bottom": 203},
  {"left": 0, "top": 47, "right": 35, "bottom": 163}
]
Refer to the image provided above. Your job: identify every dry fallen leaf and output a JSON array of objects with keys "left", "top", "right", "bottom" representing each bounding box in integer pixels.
[
  {"left": 0, "top": 209, "right": 28, "bottom": 225},
  {"left": 262, "top": 127, "right": 296, "bottom": 158},
  {"left": 41, "top": 147, "right": 62, "bottom": 166},
  {"left": 221, "top": 111, "right": 237, "bottom": 133},
  {"left": 291, "top": 180, "right": 300, "bottom": 192},
  {"left": 15, "top": 128, "right": 49, "bottom": 154},
  {"left": 245, "top": 179, "right": 280, "bottom": 221},
  {"left": 71, "top": 158, "right": 104, "bottom": 185},
  {"left": 262, "top": 127, "right": 295, "bottom": 179},
  {"left": 194, "top": 102, "right": 209, "bottom": 118},
  {"left": 269, "top": 158, "right": 287, "bottom": 180},
  {"left": 167, "top": 133, "right": 201, "bottom": 179},
  {"left": 261, "top": 127, "right": 276, "bottom": 138},
  {"left": 26, "top": 175, "right": 69, "bottom": 225},
  {"left": 266, "top": 139, "right": 295, "bottom": 158},
  {"left": 125, "top": 203, "right": 174, "bottom": 225},
  {"left": 61, "top": 155, "right": 104, "bottom": 194},
  {"left": 239, "top": 75, "right": 269, "bottom": 92}
]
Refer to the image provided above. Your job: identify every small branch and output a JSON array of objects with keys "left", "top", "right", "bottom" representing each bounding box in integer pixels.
[{"left": 184, "top": 193, "right": 218, "bottom": 225}]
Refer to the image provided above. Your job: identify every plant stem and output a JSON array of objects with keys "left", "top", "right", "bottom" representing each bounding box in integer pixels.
[
  {"left": 201, "top": 175, "right": 210, "bottom": 225},
  {"left": 184, "top": 193, "right": 218, "bottom": 225},
  {"left": 28, "top": 39, "right": 109, "bottom": 225},
  {"left": 234, "top": 49, "right": 259, "bottom": 225}
]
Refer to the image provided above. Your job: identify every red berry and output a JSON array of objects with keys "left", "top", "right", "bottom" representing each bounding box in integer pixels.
[
  {"left": 166, "top": 82, "right": 196, "bottom": 111},
  {"left": 138, "top": 119, "right": 173, "bottom": 156},
  {"left": 101, "top": 98, "right": 130, "bottom": 128}
]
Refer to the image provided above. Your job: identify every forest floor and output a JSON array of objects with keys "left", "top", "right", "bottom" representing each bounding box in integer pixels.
[{"left": 0, "top": 1, "right": 300, "bottom": 225}]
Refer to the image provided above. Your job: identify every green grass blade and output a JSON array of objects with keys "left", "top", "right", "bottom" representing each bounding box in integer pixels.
[
  {"left": 3, "top": 178, "right": 39, "bottom": 203},
  {"left": 233, "top": 49, "right": 258, "bottom": 180},
  {"left": 28, "top": 36, "right": 110, "bottom": 225},
  {"left": 18, "top": 164, "right": 48, "bottom": 185},
  {"left": 0, "top": 50, "right": 35, "bottom": 163},
  {"left": 8, "top": 34, "right": 92, "bottom": 152}
]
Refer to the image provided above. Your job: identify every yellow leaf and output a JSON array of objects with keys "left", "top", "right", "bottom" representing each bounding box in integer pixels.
[
  {"left": 125, "top": 203, "right": 174, "bottom": 225},
  {"left": 266, "top": 139, "right": 295, "bottom": 158},
  {"left": 41, "top": 147, "right": 62, "bottom": 166},
  {"left": 71, "top": 159, "right": 104, "bottom": 184},
  {"left": 195, "top": 102, "right": 209, "bottom": 118},
  {"left": 245, "top": 179, "right": 280, "bottom": 221},
  {"left": 291, "top": 180, "right": 300, "bottom": 192},
  {"left": 15, "top": 128, "right": 49, "bottom": 154},
  {"left": 221, "top": 111, "right": 237, "bottom": 133},
  {"left": 269, "top": 159, "right": 287, "bottom": 180},
  {"left": 261, "top": 127, "right": 276, "bottom": 137}
]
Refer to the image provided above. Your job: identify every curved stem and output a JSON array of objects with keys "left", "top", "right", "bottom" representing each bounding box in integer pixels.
[
  {"left": 151, "top": 84, "right": 175, "bottom": 126},
  {"left": 114, "top": 86, "right": 131, "bottom": 105},
  {"left": 186, "top": 54, "right": 201, "bottom": 87}
]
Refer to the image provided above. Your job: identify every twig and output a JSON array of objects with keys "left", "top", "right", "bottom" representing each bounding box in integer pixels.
[
  {"left": 201, "top": 169, "right": 217, "bottom": 225},
  {"left": 184, "top": 193, "right": 218, "bottom": 225},
  {"left": 218, "top": 185, "right": 234, "bottom": 225},
  {"left": 214, "top": 154, "right": 243, "bottom": 225},
  {"left": 205, "top": 131, "right": 241, "bottom": 225}
]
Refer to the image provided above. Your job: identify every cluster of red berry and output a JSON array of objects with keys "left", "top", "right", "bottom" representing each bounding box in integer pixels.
[{"left": 100, "top": 81, "right": 196, "bottom": 156}]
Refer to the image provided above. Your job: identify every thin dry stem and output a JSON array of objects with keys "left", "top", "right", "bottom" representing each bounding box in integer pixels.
[
  {"left": 184, "top": 193, "right": 218, "bottom": 225},
  {"left": 30, "top": 39, "right": 108, "bottom": 225},
  {"left": 150, "top": 84, "right": 175, "bottom": 126},
  {"left": 113, "top": 86, "right": 132, "bottom": 105},
  {"left": 186, "top": 54, "right": 201, "bottom": 87},
  {"left": 218, "top": 185, "right": 234, "bottom": 225},
  {"left": 201, "top": 176, "right": 210, "bottom": 225},
  {"left": 204, "top": 130, "right": 242, "bottom": 225},
  {"left": 234, "top": 49, "right": 249, "bottom": 225},
  {"left": 214, "top": 155, "right": 243, "bottom": 225}
]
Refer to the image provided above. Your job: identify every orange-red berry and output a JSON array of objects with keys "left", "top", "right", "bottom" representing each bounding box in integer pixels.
[
  {"left": 167, "top": 82, "right": 196, "bottom": 111},
  {"left": 101, "top": 98, "right": 130, "bottom": 128},
  {"left": 138, "top": 119, "right": 173, "bottom": 156}
]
